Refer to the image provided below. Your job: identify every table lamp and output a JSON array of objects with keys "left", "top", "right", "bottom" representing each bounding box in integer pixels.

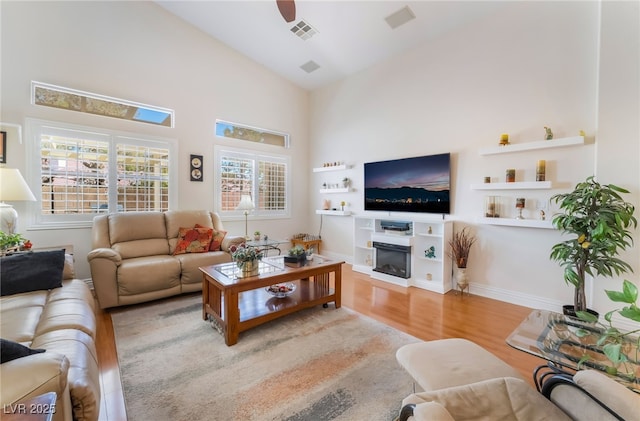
[
  {"left": 236, "top": 194, "right": 255, "bottom": 240},
  {"left": 0, "top": 168, "right": 37, "bottom": 234}
]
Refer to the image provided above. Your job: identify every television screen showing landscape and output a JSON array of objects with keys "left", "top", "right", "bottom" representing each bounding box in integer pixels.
[{"left": 364, "top": 153, "right": 450, "bottom": 214}]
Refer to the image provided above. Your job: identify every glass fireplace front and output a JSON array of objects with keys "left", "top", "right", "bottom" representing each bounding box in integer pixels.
[{"left": 373, "top": 241, "right": 411, "bottom": 279}]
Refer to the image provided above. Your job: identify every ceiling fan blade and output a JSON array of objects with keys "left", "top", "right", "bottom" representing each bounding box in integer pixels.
[{"left": 276, "top": 0, "right": 296, "bottom": 23}]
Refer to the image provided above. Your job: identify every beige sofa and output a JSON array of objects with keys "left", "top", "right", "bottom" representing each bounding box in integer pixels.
[
  {"left": 88, "top": 210, "right": 243, "bottom": 309},
  {"left": 395, "top": 339, "right": 638, "bottom": 420},
  {"left": 0, "top": 252, "right": 99, "bottom": 421}
]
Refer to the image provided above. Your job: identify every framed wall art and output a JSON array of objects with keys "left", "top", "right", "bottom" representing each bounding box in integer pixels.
[
  {"left": 190, "top": 154, "right": 203, "bottom": 182},
  {"left": 0, "top": 131, "right": 6, "bottom": 163}
]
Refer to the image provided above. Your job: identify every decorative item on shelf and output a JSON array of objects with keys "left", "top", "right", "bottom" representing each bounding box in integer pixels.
[
  {"left": 484, "top": 176, "right": 491, "bottom": 183},
  {"left": 544, "top": 126, "right": 553, "bottom": 140},
  {"left": 428, "top": 226, "right": 433, "bottom": 234},
  {"left": 505, "top": 168, "right": 515, "bottom": 183},
  {"left": 485, "top": 196, "right": 500, "bottom": 218},
  {"left": 365, "top": 254, "right": 372, "bottom": 266},
  {"left": 0, "top": 168, "right": 37, "bottom": 234},
  {"left": 426, "top": 273, "right": 432, "bottom": 281},
  {"left": 499, "top": 133, "right": 510, "bottom": 146},
  {"left": 253, "top": 231, "right": 261, "bottom": 241},
  {"left": 550, "top": 176, "right": 637, "bottom": 317},
  {"left": 230, "top": 244, "right": 263, "bottom": 278},
  {"left": 323, "top": 199, "right": 331, "bottom": 210},
  {"left": 265, "top": 282, "right": 296, "bottom": 298},
  {"left": 540, "top": 210, "right": 546, "bottom": 221},
  {"left": 448, "top": 227, "right": 477, "bottom": 296},
  {"left": 322, "top": 182, "right": 327, "bottom": 189},
  {"left": 515, "top": 198, "right": 526, "bottom": 219},
  {"left": 189, "top": 154, "right": 203, "bottom": 182},
  {"left": 342, "top": 177, "right": 350, "bottom": 188},
  {"left": 263, "top": 234, "right": 268, "bottom": 241},
  {"left": 284, "top": 245, "right": 307, "bottom": 267},
  {"left": 579, "top": 129, "right": 586, "bottom": 137},
  {"left": 236, "top": 194, "right": 255, "bottom": 240},
  {"left": 424, "top": 246, "right": 436, "bottom": 259},
  {"left": 536, "top": 160, "right": 546, "bottom": 181},
  {"left": 340, "top": 201, "right": 346, "bottom": 211}
]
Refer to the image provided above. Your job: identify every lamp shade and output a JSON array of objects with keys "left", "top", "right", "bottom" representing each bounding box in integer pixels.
[
  {"left": 0, "top": 168, "right": 37, "bottom": 202},
  {"left": 236, "top": 194, "right": 255, "bottom": 212}
]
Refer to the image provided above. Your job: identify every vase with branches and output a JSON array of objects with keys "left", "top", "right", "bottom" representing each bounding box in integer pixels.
[
  {"left": 448, "top": 227, "right": 476, "bottom": 269},
  {"left": 448, "top": 227, "right": 476, "bottom": 294}
]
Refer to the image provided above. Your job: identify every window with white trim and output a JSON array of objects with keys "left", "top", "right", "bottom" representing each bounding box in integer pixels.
[
  {"left": 28, "top": 119, "right": 176, "bottom": 227},
  {"left": 215, "top": 146, "right": 290, "bottom": 218}
]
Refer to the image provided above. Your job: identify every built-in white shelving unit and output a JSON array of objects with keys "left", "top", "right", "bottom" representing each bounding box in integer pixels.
[
  {"left": 471, "top": 181, "right": 553, "bottom": 190},
  {"left": 352, "top": 216, "right": 453, "bottom": 294},
  {"left": 478, "top": 135, "right": 584, "bottom": 156}
]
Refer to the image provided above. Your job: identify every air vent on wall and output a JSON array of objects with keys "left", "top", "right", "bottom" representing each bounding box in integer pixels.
[
  {"left": 385, "top": 5, "right": 416, "bottom": 30},
  {"left": 300, "top": 60, "right": 321, "bottom": 74},
  {"left": 290, "top": 19, "right": 318, "bottom": 40}
]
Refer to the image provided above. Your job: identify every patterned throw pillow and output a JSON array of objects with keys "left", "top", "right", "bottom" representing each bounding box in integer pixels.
[
  {"left": 173, "top": 227, "right": 213, "bottom": 255},
  {"left": 209, "top": 229, "right": 227, "bottom": 251},
  {"left": 194, "top": 224, "right": 227, "bottom": 251}
]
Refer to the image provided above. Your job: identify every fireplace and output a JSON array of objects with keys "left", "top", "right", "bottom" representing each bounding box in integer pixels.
[{"left": 373, "top": 241, "right": 411, "bottom": 279}]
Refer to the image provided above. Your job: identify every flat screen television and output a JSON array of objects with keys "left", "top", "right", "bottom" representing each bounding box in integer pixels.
[{"left": 364, "top": 153, "right": 450, "bottom": 214}]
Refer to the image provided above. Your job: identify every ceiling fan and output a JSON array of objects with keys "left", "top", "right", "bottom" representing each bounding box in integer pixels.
[{"left": 276, "top": 0, "right": 296, "bottom": 23}]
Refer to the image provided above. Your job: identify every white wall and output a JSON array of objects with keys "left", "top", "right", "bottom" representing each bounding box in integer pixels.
[
  {"left": 309, "top": 1, "right": 639, "bottom": 314},
  {"left": 0, "top": 1, "right": 310, "bottom": 278}
]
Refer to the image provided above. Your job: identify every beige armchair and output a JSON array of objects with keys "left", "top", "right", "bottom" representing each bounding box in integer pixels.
[{"left": 398, "top": 369, "right": 637, "bottom": 421}]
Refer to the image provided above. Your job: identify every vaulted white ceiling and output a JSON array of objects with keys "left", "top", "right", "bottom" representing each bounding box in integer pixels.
[{"left": 156, "top": 1, "right": 508, "bottom": 91}]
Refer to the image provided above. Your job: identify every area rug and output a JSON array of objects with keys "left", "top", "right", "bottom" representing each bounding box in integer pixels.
[{"left": 111, "top": 294, "right": 419, "bottom": 421}]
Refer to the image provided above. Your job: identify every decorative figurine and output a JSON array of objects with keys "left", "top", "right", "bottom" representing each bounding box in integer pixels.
[
  {"left": 499, "top": 133, "right": 510, "bottom": 146},
  {"left": 544, "top": 126, "right": 553, "bottom": 140},
  {"left": 425, "top": 246, "right": 436, "bottom": 259}
]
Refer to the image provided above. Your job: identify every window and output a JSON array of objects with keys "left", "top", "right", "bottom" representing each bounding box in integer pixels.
[
  {"left": 215, "top": 120, "right": 289, "bottom": 148},
  {"left": 27, "top": 119, "right": 176, "bottom": 227},
  {"left": 32, "top": 81, "right": 174, "bottom": 127},
  {"left": 215, "top": 146, "right": 290, "bottom": 219}
]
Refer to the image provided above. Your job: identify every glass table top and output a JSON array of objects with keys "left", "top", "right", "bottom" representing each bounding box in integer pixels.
[
  {"left": 213, "top": 257, "right": 285, "bottom": 280},
  {"left": 506, "top": 309, "right": 639, "bottom": 392}
]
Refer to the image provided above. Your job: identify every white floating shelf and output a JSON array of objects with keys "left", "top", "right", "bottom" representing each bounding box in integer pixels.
[
  {"left": 416, "top": 256, "right": 443, "bottom": 263},
  {"left": 478, "top": 217, "right": 554, "bottom": 229},
  {"left": 313, "top": 165, "right": 348, "bottom": 172},
  {"left": 471, "top": 181, "right": 552, "bottom": 190},
  {"left": 315, "top": 209, "right": 351, "bottom": 216},
  {"left": 416, "top": 233, "right": 444, "bottom": 239},
  {"left": 319, "top": 188, "right": 350, "bottom": 194},
  {"left": 479, "top": 136, "right": 585, "bottom": 156}
]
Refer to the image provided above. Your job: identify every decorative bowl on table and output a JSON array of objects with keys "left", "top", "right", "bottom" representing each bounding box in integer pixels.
[{"left": 265, "top": 282, "right": 296, "bottom": 298}]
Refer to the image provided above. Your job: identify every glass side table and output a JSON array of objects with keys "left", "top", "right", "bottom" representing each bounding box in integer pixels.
[
  {"left": 244, "top": 239, "right": 285, "bottom": 256},
  {"left": 506, "top": 309, "right": 639, "bottom": 393}
]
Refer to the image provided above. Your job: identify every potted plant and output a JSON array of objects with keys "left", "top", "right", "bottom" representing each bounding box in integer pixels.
[
  {"left": 575, "top": 280, "right": 640, "bottom": 382},
  {"left": 230, "top": 243, "right": 263, "bottom": 277},
  {"left": 447, "top": 227, "right": 476, "bottom": 292},
  {"left": 284, "top": 245, "right": 306, "bottom": 267},
  {"left": 550, "top": 176, "right": 637, "bottom": 316},
  {"left": 253, "top": 231, "right": 261, "bottom": 241},
  {"left": 0, "top": 232, "right": 25, "bottom": 255}
]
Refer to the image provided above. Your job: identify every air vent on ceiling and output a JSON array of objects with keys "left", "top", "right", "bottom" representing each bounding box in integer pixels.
[
  {"left": 300, "top": 60, "right": 321, "bottom": 74},
  {"left": 385, "top": 5, "right": 416, "bottom": 30},
  {"left": 290, "top": 19, "right": 318, "bottom": 40}
]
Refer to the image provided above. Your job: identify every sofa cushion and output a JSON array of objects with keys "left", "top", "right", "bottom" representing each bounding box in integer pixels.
[
  {"left": 109, "top": 212, "right": 170, "bottom": 259},
  {"left": 195, "top": 224, "right": 227, "bottom": 251},
  {"left": 117, "top": 255, "right": 181, "bottom": 295},
  {"left": 173, "top": 227, "right": 213, "bottom": 255},
  {"left": 0, "top": 250, "right": 65, "bottom": 297},
  {"left": 1, "top": 338, "right": 45, "bottom": 363}
]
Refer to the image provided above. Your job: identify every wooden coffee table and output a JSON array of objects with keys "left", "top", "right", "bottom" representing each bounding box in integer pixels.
[{"left": 200, "top": 255, "right": 343, "bottom": 345}]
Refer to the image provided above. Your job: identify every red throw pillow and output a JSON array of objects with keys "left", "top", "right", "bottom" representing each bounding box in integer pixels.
[
  {"left": 173, "top": 227, "right": 213, "bottom": 255},
  {"left": 195, "top": 224, "right": 227, "bottom": 251}
]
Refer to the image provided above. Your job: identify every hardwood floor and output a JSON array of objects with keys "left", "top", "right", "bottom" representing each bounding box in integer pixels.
[{"left": 95, "top": 264, "right": 542, "bottom": 421}]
